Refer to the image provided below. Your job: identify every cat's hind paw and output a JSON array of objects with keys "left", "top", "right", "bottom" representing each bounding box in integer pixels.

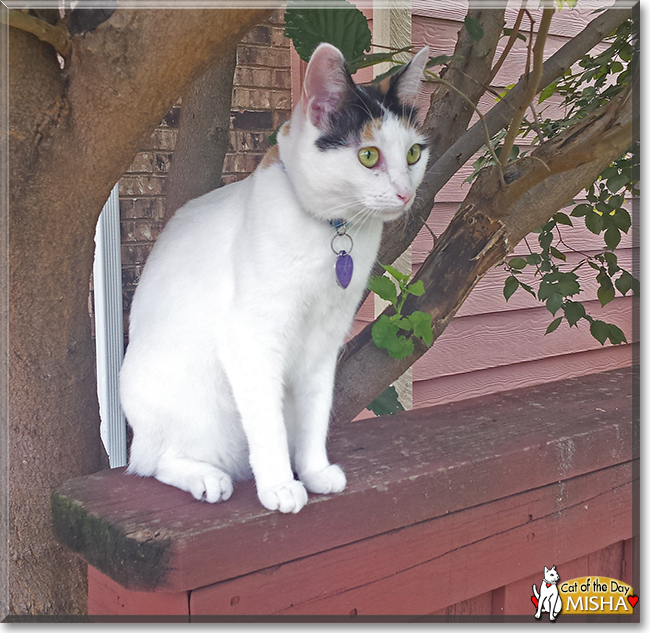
[
  {"left": 300, "top": 464, "right": 346, "bottom": 495},
  {"left": 258, "top": 480, "right": 308, "bottom": 514}
]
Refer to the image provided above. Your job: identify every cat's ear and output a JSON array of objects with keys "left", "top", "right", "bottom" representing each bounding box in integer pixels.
[
  {"left": 389, "top": 46, "right": 429, "bottom": 106},
  {"left": 302, "top": 43, "right": 352, "bottom": 129},
  {"left": 544, "top": 566, "right": 549, "bottom": 573}
]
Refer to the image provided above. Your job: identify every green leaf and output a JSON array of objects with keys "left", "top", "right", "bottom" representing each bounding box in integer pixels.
[
  {"left": 407, "top": 279, "right": 425, "bottom": 297},
  {"left": 348, "top": 51, "right": 400, "bottom": 74},
  {"left": 539, "top": 80, "right": 559, "bottom": 103},
  {"left": 508, "top": 257, "right": 527, "bottom": 270},
  {"left": 368, "top": 275, "right": 397, "bottom": 306},
  {"left": 611, "top": 208, "right": 631, "bottom": 232},
  {"left": 381, "top": 263, "right": 409, "bottom": 283},
  {"left": 464, "top": 15, "right": 484, "bottom": 42},
  {"left": 526, "top": 253, "right": 543, "bottom": 266},
  {"left": 553, "top": 212, "right": 573, "bottom": 226},
  {"left": 607, "top": 173, "right": 628, "bottom": 193},
  {"left": 539, "top": 231, "right": 554, "bottom": 251},
  {"left": 284, "top": 0, "right": 372, "bottom": 63},
  {"left": 615, "top": 270, "right": 633, "bottom": 295},
  {"left": 545, "top": 316, "right": 563, "bottom": 335},
  {"left": 503, "top": 26, "right": 527, "bottom": 42},
  {"left": 563, "top": 301, "right": 586, "bottom": 327},
  {"left": 571, "top": 203, "right": 592, "bottom": 217},
  {"left": 426, "top": 54, "right": 460, "bottom": 68},
  {"left": 597, "top": 281, "right": 616, "bottom": 307},
  {"left": 407, "top": 311, "right": 433, "bottom": 346},
  {"left": 550, "top": 246, "right": 567, "bottom": 262},
  {"left": 604, "top": 227, "right": 621, "bottom": 250},
  {"left": 607, "top": 324, "right": 628, "bottom": 345},
  {"left": 590, "top": 320, "right": 609, "bottom": 345},
  {"left": 504, "top": 275, "right": 519, "bottom": 301},
  {"left": 366, "top": 385, "right": 405, "bottom": 416},
  {"left": 585, "top": 210, "right": 604, "bottom": 234},
  {"left": 546, "top": 291, "right": 563, "bottom": 316}
]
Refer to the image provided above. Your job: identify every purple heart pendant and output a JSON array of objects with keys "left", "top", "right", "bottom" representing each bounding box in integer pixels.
[{"left": 335, "top": 251, "right": 354, "bottom": 289}]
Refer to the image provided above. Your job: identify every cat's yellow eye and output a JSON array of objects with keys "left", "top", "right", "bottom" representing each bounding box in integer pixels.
[
  {"left": 407, "top": 144, "right": 422, "bottom": 165},
  {"left": 358, "top": 147, "right": 380, "bottom": 168}
]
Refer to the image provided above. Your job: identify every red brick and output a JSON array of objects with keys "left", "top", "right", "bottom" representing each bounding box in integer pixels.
[
  {"left": 147, "top": 128, "right": 177, "bottom": 151},
  {"left": 222, "top": 152, "right": 263, "bottom": 174},
  {"left": 271, "top": 90, "right": 291, "bottom": 110},
  {"left": 121, "top": 244, "right": 154, "bottom": 267},
  {"left": 220, "top": 174, "right": 242, "bottom": 186},
  {"left": 266, "top": 9, "right": 285, "bottom": 25},
  {"left": 126, "top": 152, "right": 155, "bottom": 174},
  {"left": 273, "top": 68, "right": 292, "bottom": 90},
  {"left": 233, "top": 87, "right": 274, "bottom": 110},
  {"left": 128, "top": 197, "right": 165, "bottom": 220},
  {"left": 242, "top": 25, "right": 271, "bottom": 46},
  {"left": 271, "top": 26, "right": 289, "bottom": 48},
  {"left": 119, "top": 175, "right": 165, "bottom": 197},
  {"left": 237, "top": 45, "right": 290, "bottom": 68},
  {"left": 272, "top": 110, "right": 291, "bottom": 128},
  {"left": 236, "top": 131, "right": 270, "bottom": 152},
  {"left": 234, "top": 66, "right": 274, "bottom": 88},
  {"left": 154, "top": 152, "right": 172, "bottom": 173}
]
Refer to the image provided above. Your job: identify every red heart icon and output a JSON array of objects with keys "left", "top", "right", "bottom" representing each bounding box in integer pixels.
[
  {"left": 628, "top": 595, "right": 638, "bottom": 608},
  {"left": 546, "top": 583, "right": 551, "bottom": 587},
  {"left": 531, "top": 596, "right": 539, "bottom": 608}
]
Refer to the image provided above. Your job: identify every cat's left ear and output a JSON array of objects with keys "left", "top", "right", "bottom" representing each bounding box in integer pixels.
[
  {"left": 389, "top": 46, "right": 429, "bottom": 106},
  {"left": 302, "top": 43, "right": 352, "bottom": 129}
]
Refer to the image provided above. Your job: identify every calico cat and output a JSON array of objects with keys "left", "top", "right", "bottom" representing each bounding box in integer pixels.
[{"left": 120, "top": 43, "right": 430, "bottom": 514}]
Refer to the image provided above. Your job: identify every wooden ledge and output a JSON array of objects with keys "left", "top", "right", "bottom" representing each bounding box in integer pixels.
[{"left": 52, "top": 367, "right": 635, "bottom": 596}]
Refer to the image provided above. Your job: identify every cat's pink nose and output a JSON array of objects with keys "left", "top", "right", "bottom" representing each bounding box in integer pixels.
[{"left": 397, "top": 191, "right": 413, "bottom": 205}]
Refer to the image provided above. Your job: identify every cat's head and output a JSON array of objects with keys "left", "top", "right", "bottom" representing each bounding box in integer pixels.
[{"left": 278, "top": 43, "right": 430, "bottom": 225}]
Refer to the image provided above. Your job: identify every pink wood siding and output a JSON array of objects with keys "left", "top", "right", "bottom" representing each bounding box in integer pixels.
[{"left": 406, "top": 3, "right": 636, "bottom": 407}]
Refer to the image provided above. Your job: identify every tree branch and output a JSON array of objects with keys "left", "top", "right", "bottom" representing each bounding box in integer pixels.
[
  {"left": 374, "top": 4, "right": 631, "bottom": 275},
  {"left": 1, "top": 9, "right": 70, "bottom": 56},
  {"left": 499, "top": 6, "right": 553, "bottom": 166},
  {"left": 332, "top": 77, "right": 635, "bottom": 425}
]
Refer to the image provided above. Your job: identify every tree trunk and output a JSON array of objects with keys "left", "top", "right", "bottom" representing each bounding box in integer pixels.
[
  {"left": 164, "top": 50, "right": 238, "bottom": 221},
  {"left": 3, "top": 7, "right": 272, "bottom": 618}
]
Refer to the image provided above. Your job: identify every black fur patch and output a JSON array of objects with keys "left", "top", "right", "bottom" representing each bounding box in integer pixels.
[{"left": 316, "top": 71, "right": 419, "bottom": 151}]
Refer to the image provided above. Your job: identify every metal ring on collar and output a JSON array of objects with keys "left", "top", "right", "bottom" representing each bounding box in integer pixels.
[{"left": 331, "top": 232, "right": 354, "bottom": 255}]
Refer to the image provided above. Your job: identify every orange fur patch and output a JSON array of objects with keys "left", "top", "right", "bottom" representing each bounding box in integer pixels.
[
  {"left": 360, "top": 119, "right": 382, "bottom": 144},
  {"left": 259, "top": 144, "right": 280, "bottom": 170}
]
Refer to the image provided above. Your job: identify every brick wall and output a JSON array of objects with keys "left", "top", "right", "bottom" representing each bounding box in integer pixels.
[{"left": 117, "top": 11, "right": 291, "bottom": 342}]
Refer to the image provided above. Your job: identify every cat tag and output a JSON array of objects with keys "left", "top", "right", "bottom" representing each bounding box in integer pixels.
[{"left": 335, "top": 251, "right": 353, "bottom": 289}]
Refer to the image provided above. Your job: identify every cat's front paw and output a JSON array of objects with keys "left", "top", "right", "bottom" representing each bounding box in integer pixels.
[
  {"left": 258, "top": 480, "right": 308, "bottom": 514},
  {"left": 300, "top": 464, "right": 346, "bottom": 495}
]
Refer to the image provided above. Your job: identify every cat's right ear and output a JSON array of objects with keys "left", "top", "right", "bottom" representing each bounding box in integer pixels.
[{"left": 302, "top": 43, "right": 351, "bottom": 129}]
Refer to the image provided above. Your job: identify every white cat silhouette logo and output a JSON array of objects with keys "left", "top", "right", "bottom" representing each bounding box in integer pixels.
[{"left": 532, "top": 565, "right": 563, "bottom": 621}]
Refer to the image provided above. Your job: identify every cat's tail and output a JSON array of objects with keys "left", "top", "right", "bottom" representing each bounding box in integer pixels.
[{"left": 532, "top": 584, "right": 540, "bottom": 599}]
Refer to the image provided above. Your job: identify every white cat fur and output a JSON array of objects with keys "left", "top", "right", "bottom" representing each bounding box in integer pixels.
[{"left": 120, "top": 43, "right": 430, "bottom": 513}]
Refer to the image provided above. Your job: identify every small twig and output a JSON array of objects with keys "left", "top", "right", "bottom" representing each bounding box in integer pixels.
[
  {"left": 422, "top": 221, "right": 438, "bottom": 251},
  {"left": 529, "top": 101, "right": 546, "bottom": 143},
  {"left": 1, "top": 9, "right": 70, "bottom": 57},
  {"left": 425, "top": 69, "right": 506, "bottom": 187},
  {"left": 488, "top": 3, "right": 527, "bottom": 85},
  {"left": 524, "top": 10, "right": 535, "bottom": 78},
  {"left": 500, "top": 6, "right": 554, "bottom": 168}
]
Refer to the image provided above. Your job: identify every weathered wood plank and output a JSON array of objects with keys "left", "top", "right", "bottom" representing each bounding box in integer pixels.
[
  {"left": 189, "top": 463, "right": 632, "bottom": 616},
  {"left": 87, "top": 566, "right": 189, "bottom": 620},
  {"left": 52, "top": 367, "right": 634, "bottom": 594}
]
